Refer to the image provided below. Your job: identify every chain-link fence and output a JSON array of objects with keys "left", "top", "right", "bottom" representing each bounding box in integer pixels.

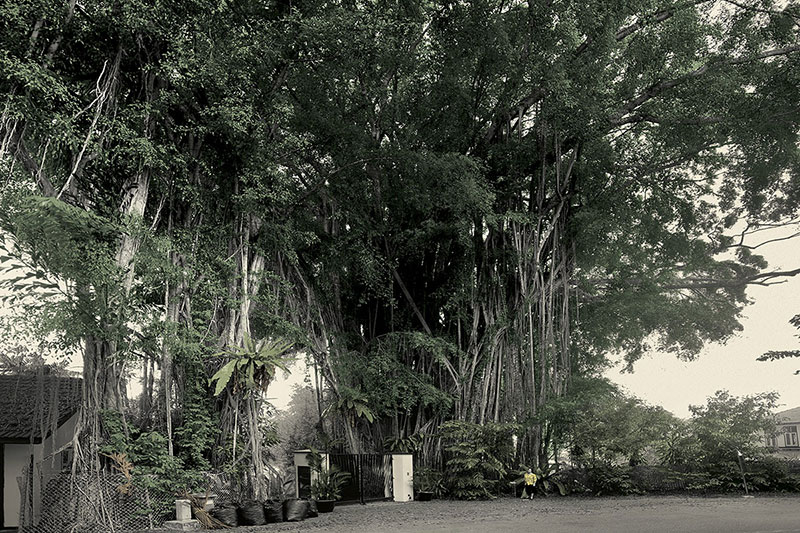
[
  {"left": 18, "top": 467, "right": 174, "bottom": 532},
  {"left": 16, "top": 467, "right": 257, "bottom": 532}
]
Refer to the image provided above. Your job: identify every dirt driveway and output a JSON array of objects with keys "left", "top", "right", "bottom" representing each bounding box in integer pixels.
[{"left": 209, "top": 494, "right": 800, "bottom": 533}]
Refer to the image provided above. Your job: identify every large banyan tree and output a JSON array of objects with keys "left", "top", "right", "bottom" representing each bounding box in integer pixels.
[
  {"left": 0, "top": 0, "right": 798, "bottom": 479},
  {"left": 275, "top": 0, "right": 800, "bottom": 464}
]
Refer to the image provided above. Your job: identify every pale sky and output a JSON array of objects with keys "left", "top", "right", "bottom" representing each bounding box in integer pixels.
[{"left": 605, "top": 224, "right": 800, "bottom": 418}]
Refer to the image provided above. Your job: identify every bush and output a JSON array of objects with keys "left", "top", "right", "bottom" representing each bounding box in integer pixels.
[
  {"left": 310, "top": 466, "right": 350, "bottom": 500},
  {"left": 439, "top": 421, "right": 518, "bottom": 500},
  {"left": 413, "top": 467, "right": 445, "bottom": 496},
  {"left": 585, "top": 463, "right": 640, "bottom": 495},
  {"left": 745, "top": 457, "right": 800, "bottom": 493}
]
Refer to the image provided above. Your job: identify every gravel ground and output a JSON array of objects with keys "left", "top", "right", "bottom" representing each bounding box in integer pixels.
[{"left": 154, "top": 494, "right": 800, "bottom": 533}]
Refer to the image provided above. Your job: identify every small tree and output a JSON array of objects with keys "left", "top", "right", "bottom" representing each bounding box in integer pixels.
[
  {"left": 689, "top": 390, "right": 779, "bottom": 474},
  {"left": 548, "top": 377, "right": 677, "bottom": 466}
]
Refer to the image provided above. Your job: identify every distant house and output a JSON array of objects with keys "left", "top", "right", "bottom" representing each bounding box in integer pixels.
[
  {"left": 766, "top": 406, "right": 800, "bottom": 459},
  {"left": 0, "top": 374, "right": 81, "bottom": 529}
]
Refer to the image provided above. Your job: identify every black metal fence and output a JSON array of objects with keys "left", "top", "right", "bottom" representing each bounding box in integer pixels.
[{"left": 329, "top": 453, "right": 393, "bottom": 503}]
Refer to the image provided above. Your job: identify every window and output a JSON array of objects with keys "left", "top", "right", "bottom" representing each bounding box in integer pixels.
[
  {"left": 61, "top": 448, "right": 74, "bottom": 471},
  {"left": 297, "top": 465, "right": 311, "bottom": 499},
  {"left": 766, "top": 435, "right": 777, "bottom": 448},
  {"left": 783, "top": 426, "right": 798, "bottom": 447}
]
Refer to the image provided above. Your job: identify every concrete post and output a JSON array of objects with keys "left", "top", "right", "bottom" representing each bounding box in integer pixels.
[
  {"left": 163, "top": 499, "right": 200, "bottom": 530},
  {"left": 175, "top": 500, "right": 192, "bottom": 521}
]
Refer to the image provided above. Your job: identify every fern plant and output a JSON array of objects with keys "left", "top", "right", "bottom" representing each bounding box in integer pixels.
[
  {"left": 311, "top": 466, "right": 351, "bottom": 501},
  {"left": 209, "top": 334, "right": 293, "bottom": 396}
]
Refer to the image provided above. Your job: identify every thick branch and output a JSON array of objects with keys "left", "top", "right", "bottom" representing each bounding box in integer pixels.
[
  {"left": 729, "top": 231, "right": 800, "bottom": 251},
  {"left": 389, "top": 262, "right": 432, "bottom": 336},
  {"left": 585, "top": 267, "right": 800, "bottom": 293},
  {"left": 663, "top": 267, "right": 800, "bottom": 289},
  {"left": 611, "top": 112, "right": 725, "bottom": 128}
]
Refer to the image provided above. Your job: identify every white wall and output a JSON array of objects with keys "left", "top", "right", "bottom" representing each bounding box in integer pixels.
[
  {"left": 40, "top": 413, "right": 78, "bottom": 482},
  {"left": 5, "top": 444, "right": 33, "bottom": 528},
  {"left": 3, "top": 414, "right": 78, "bottom": 528}
]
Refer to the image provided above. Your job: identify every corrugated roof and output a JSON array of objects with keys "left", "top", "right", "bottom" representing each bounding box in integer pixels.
[
  {"left": 0, "top": 374, "right": 82, "bottom": 442},
  {"left": 776, "top": 406, "right": 800, "bottom": 424}
]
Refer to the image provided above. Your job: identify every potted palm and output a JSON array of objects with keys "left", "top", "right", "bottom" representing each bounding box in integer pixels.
[
  {"left": 310, "top": 466, "right": 350, "bottom": 513},
  {"left": 413, "top": 467, "right": 443, "bottom": 501}
]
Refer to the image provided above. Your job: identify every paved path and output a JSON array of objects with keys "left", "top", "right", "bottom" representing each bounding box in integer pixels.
[{"left": 216, "top": 494, "right": 800, "bottom": 533}]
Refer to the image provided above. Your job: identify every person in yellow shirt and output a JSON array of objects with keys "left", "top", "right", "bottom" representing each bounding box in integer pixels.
[{"left": 523, "top": 468, "right": 537, "bottom": 499}]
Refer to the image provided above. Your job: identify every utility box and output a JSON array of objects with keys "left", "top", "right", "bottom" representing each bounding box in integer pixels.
[
  {"left": 293, "top": 449, "right": 328, "bottom": 498},
  {"left": 391, "top": 454, "right": 414, "bottom": 502}
]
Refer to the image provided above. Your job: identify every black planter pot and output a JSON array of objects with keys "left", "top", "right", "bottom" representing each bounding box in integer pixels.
[
  {"left": 316, "top": 499, "right": 336, "bottom": 513},
  {"left": 263, "top": 500, "right": 283, "bottom": 523},
  {"left": 283, "top": 499, "right": 310, "bottom": 522},
  {"left": 416, "top": 491, "right": 434, "bottom": 501},
  {"left": 305, "top": 499, "right": 318, "bottom": 518}
]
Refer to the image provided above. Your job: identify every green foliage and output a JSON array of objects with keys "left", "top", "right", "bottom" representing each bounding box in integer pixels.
[
  {"left": 0, "top": 201, "right": 136, "bottom": 353},
  {"left": 322, "top": 385, "right": 375, "bottom": 423},
  {"left": 2, "top": 0, "right": 800, "bottom": 487},
  {"left": 439, "top": 421, "right": 518, "bottom": 500},
  {"left": 412, "top": 466, "right": 445, "bottom": 496},
  {"left": 532, "top": 464, "right": 567, "bottom": 496},
  {"left": 745, "top": 457, "right": 800, "bottom": 493},
  {"left": 310, "top": 465, "right": 351, "bottom": 501},
  {"left": 689, "top": 390, "right": 778, "bottom": 465},
  {"left": 545, "top": 377, "right": 678, "bottom": 466},
  {"left": 383, "top": 432, "right": 425, "bottom": 454},
  {"left": 657, "top": 420, "right": 703, "bottom": 467},
  {"left": 326, "top": 332, "right": 456, "bottom": 443},
  {"left": 173, "top": 382, "right": 216, "bottom": 472},
  {"left": 99, "top": 410, "right": 203, "bottom": 498},
  {"left": 758, "top": 314, "right": 800, "bottom": 370},
  {"left": 585, "top": 463, "right": 641, "bottom": 496},
  {"left": 0, "top": 343, "right": 72, "bottom": 376}
]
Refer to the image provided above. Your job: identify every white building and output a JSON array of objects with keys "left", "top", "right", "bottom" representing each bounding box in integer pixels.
[
  {"left": 0, "top": 374, "right": 81, "bottom": 529},
  {"left": 767, "top": 406, "right": 800, "bottom": 459}
]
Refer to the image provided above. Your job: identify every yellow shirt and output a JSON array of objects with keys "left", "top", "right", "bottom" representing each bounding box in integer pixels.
[{"left": 524, "top": 472, "right": 537, "bottom": 485}]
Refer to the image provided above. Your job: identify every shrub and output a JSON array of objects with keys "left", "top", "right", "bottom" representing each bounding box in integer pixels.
[
  {"left": 745, "top": 457, "right": 800, "bottom": 493},
  {"left": 413, "top": 466, "right": 445, "bottom": 496},
  {"left": 585, "top": 462, "right": 640, "bottom": 496},
  {"left": 439, "top": 421, "right": 518, "bottom": 500}
]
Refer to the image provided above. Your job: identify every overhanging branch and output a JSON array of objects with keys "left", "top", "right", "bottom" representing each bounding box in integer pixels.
[{"left": 584, "top": 267, "right": 800, "bottom": 293}]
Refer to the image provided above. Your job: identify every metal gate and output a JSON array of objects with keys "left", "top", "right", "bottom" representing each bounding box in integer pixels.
[{"left": 329, "top": 454, "right": 393, "bottom": 503}]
